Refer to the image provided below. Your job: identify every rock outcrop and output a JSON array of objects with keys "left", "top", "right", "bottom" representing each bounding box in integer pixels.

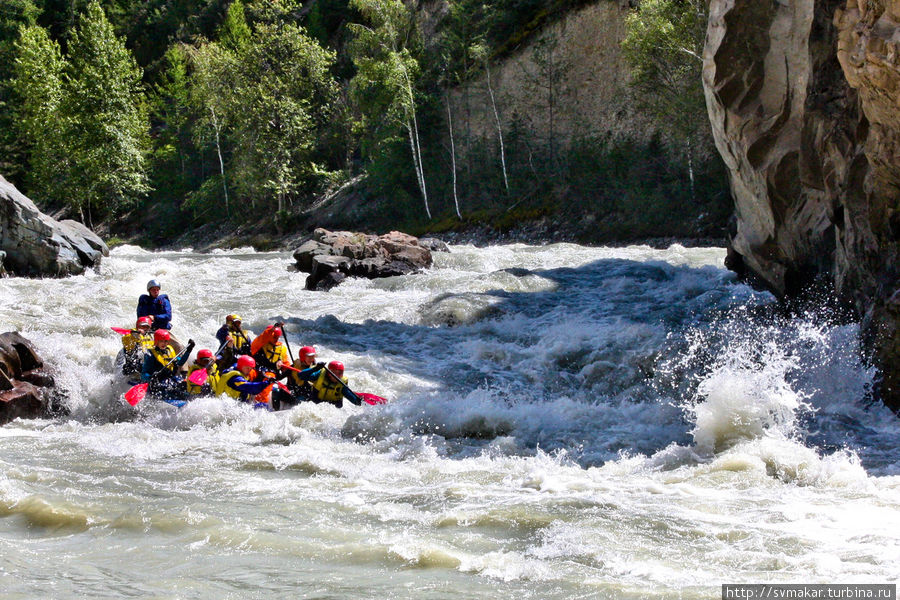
[
  {"left": 0, "top": 175, "right": 109, "bottom": 277},
  {"left": 703, "top": 0, "right": 900, "bottom": 406},
  {"left": 293, "top": 229, "right": 447, "bottom": 291},
  {"left": 0, "top": 332, "right": 65, "bottom": 425}
]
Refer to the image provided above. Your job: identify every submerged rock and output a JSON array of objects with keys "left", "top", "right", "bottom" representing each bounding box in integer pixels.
[
  {"left": 0, "top": 175, "right": 108, "bottom": 277},
  {"left": 0, "top": 332, "right": 65, "bottom": 425},
  {"left": 293, "top": 228, "right": 446, "bottom": 290}
]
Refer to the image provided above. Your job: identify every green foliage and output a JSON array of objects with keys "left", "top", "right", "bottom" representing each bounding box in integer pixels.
[
  {"left": 62, "top": 0, "right": 150, "bottom": 221},
  {"left": 218, "top": 0, "right": 250, "bottom": 51},
  {"left": 229, "top": 22, "right": 340, "bottom": 214},
  {"left": 621, "top": 0, "right": 708, "bottom": 146},
  {"left": 11, "top": 23, "right": 67, "bottom": 202}
]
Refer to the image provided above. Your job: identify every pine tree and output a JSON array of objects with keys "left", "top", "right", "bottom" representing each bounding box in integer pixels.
[
  {"left": 11, "top": 23, "right": 68, "bottom": 204},
  {"left": 63, "top": 0, "right": 150, "bottom": 224}
]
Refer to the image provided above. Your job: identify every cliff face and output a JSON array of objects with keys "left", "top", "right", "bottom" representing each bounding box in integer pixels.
[
  {"left": 449, "top": 1, "right": 662, "bottom": 154},
  {"left": 703, "top": 0, "right": 900, "bottom": 406}
]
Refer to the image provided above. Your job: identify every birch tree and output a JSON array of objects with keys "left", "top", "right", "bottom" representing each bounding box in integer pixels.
[
  {"left": 348, "top": 0, "right": 431, "bottom": 219},
  {"left": 622, "top": 0, "right": 708, "bottom": 199}
]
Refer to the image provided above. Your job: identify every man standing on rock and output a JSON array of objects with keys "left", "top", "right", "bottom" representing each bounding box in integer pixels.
[{"left": 137, "top": 279, "right": 182, "bottom": 353}]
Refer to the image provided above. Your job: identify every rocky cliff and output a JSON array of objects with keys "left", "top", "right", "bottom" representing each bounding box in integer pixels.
[
  {"left": 0, "top": 175, "right": 108, "bottom": 277},
  {"left": 703, "top": 0, "right": 900, "bottom": 406},
  {"left": 448, "top": 1, "right": 663, "bottom": 156}
]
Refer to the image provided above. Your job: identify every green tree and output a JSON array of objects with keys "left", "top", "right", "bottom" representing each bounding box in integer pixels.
[
  {"left": 63, "top": 0, "right": 150, "bottom": 223},
  {"left": 228, "top": 22, "right": 339, "bottom": 216},
  {"left": 348, "top": 0, "right": 431, "bottom": 219},
  {"left": 621, "top": 0, "right": 708, "bottom": 198},
  {"left": 1, "top": 0, "right": 41, "bottom": 182},
  {"left": 11, "top": 23, "right": 68, "bottom": 203}
]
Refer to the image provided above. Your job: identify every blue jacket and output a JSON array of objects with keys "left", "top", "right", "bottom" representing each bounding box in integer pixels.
[{"left": 137, "top": 294, "right": 172, "bottom": 330}]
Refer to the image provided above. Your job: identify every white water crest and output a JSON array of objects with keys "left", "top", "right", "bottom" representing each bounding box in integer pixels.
[{"left": 2, "top": 242, "right": 899, "bottom": 598}]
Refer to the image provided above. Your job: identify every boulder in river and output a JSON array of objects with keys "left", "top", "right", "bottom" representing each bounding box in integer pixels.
[
  {"left": 0, "top": 332, "right": 65, "bottom": 425},
  {"left": 0, "top": 175, "right": 108, "bottom": 277},
  {"left": 293, "top": 229, "right": 447, "bottom": 291}
]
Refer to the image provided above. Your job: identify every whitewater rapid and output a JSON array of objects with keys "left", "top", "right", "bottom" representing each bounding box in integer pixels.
[{"left": 1, "top": 243, "right": 899, "bottom": 598}]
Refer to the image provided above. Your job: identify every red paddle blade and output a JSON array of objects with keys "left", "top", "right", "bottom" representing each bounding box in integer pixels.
[
  {"left": 124, "top": 383, "right": 149, "bottom": 406},
  {"left": 188, "top": 369, "right": 208, "bottom": 386},
  {"left": 357, "top": 392, "right": 387, "bottom": 406},
  {"left": 111, "top": 327, "right": 131, "bottom": 335},
  {"left": 281, "top": 364, "right": 301, "bottom": 373}
]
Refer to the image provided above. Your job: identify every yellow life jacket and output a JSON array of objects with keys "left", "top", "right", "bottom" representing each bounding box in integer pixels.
[
  {"left": 312, "top": 369, "right": 348, "bottom": 404},
  {"left": 122, "top": 331, "right": 153, "bottom": 353},
  {"left": 149, "top": 345, "right": 177, "bottom": 370},
  {"left": 186, "top": 363, "right": 219, "bottom": 395},
  {"left": 256, "top": 342, "right": 287, "bottom": 370},
  {"left": 214, "top": 369, "right": 244, "bottom": 400},
  {"left": 230, "top": 327, "right": 251, "bottom": 352}
]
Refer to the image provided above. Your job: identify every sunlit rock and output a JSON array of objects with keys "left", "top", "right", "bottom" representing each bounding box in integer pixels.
[
  {"left": 0, "top": 175, "right": 108, "bottom": 277},
  {"left": 293, "top": 228, "right": 444, "bottom": 290}
]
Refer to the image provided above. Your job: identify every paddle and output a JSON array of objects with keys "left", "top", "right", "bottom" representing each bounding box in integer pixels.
[
  {"left": 279, "top": 321, "right": 295, "bottom": 363},
  {"left": 124, "top": 345, "right": 190, "bottom": 406},
  {"left": 279, "top": 363, "right": 388, "bottom": 406},
  {"left": 319, "top": 364, "right": 387, "bottom": 406},
  {"left": 111, "top": 326, "right": 132, "bottom": 335},
  {"left": 188, "top": 339, "right": 229, "bottom": 387},
  {"left": 187, "top": 368, "right": 208, "bottom": 387}
]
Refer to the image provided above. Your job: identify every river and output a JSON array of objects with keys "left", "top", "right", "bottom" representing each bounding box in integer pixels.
[{"left": 1, "top": 243, "right": 898, "bottom": 598}]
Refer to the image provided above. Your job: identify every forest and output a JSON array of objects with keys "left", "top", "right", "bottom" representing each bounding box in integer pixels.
[{"left": 0, "top": 0, "right": 730, "bottom": 245}]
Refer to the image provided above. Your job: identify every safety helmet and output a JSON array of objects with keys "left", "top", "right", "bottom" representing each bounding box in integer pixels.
[
  {"left": 225, "top": 314, "right": 235, "bottom": 323},
  {"left": 327, "top": 361, "right": 344, "bottom": 375},
  {"left": 154, "top": 329, "right": 170, "bottom": 343},
  {"left": 299, "top": 346, "right": 316, "bottom": 360},
  {"left": 237, "top": 355, "right": 256, "bottom": 371},
  {"left": 197, "top": 349, "right": 213, "bottom": 360},
  {"left": 272, "top": 327, "right": 282, "bottom": 339},
  {"left": 136, "top": 316, "right": 152, "bottom": 329},
  {"left": 146, "top": 279, "right": 161, "bottom": 291},
  {"left": 231, "top": 315, "right": 242, "bottom": 323}
]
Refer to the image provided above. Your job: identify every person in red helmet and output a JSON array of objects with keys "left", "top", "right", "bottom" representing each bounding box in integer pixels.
[
  {"left": 141, "top": 329, "right": 194, "bottom": 399},
  {"left": 277, "top": 345, "right": 321, "bottom": 408},
  {"left": 119, "top": 316, "right": 154, "bottom": 376},
  {"left": 251, "top": 323, "right": 289, "bottom": 375},
  {"left": 186, "top": 348, "right": 219, "bottom": 396},
  {"left": 292, "top": 359, "right": 362, "bottom": 408},
  {"left": 214, "top": 355, "right": 275, "bottom": 403}
]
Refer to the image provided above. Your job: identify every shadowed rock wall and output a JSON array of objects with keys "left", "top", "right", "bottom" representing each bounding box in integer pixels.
[{"left": 703, "top": 0, "right": 900, "bottom": 406}]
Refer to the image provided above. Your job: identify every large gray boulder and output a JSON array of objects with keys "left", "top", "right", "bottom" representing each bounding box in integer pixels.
[
  {"left": 0, "top": 175, "right": 108, "bottom": 277},
  {"left": 293, "top": 228, "right": 445, "bottom": 291}
]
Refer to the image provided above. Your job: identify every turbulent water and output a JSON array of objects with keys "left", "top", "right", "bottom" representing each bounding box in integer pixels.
[{"left": 1, "top": 243, "right": 899, "bottom": 598}]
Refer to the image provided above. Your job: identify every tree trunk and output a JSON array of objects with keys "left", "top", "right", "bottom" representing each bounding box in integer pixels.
[
  {"left": 446, "top": 94, "right": 461, "bottom": 219},
  {"left": 486, "top": 64, "right": 509, "bottom": 194},
  {"left": 406, "top": 121, "right": 430, "bottom": 220},
  {"left": 210, "top": 106, "right": 230, "bottom": 216}
]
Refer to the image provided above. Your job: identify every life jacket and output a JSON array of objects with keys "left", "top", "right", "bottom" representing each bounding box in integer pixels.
[
  {"left": 148, "top": 345, "right": 178, "bottom": 377},
  {"left": 230, "top": 327, "right": 252, "bottom": 354},
  {"left": 312, "top": 369, "right": 348, "bottom": 404},
  {"left": 186, "top": 363, "right": 218, "bottom": 395},
  {"left": 122, "top": 330, "right": 153, "bottom": 353},
  {"left": 254, "top": 342, "right": 287, "bottom": 372},
  {"left": 215, "top": 369, "right": 245, "bottom": 400},
  {"left": 254, "top": 371, "right": 276, "bottom": 405}
]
